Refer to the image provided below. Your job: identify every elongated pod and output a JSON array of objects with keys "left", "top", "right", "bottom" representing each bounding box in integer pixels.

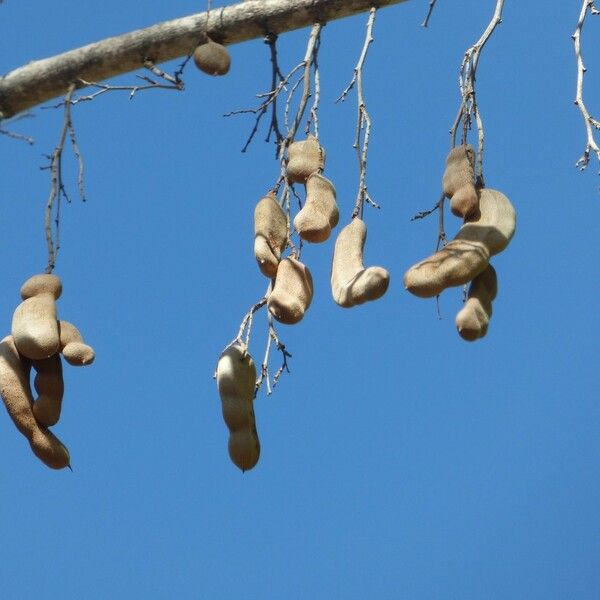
[
  {"left": 0, "top": 336, "right": 70, "bottom": 469},
  {"left": 58, "top": 320, "right": 95, "bottom": 366},
  {"left": 32, "top": 354, "right": 64, "bottom": 427},
  {"left": 12, "top": 274, "right": 62, "bottom": 360},
  {"left": 331, "top": 218, "right": 390, "bottom": 308},
  {"left": 216, "top": 344, "right": 260, "bottom": 471},
  {"left": 287, "top": 135, "right": 325, "bottom": 184},
  {"left": 455, "top": 265, "right": 498, "bottom": 341},
  {"left": 268, "top": 257, "right": 313, "bottom": 324},
  {"left": 404, "top": 188, "right": 515, "bottom": 298},
  {"left": 443, "top": 145, "right": 478, "bottom": 218},
  {"left": 293, "top": 173, "right": 339, "bottom": 243},
  {"left": 254, "top": 193, "right": 288, "bottom": 278}
]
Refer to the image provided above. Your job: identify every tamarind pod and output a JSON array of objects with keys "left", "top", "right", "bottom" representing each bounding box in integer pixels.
[
  {"left": 0, "top": 336, "right": 70, "bottom": 469},
  {"left": 404, "top": 188, "right": 515, "bottom": 298},
  {"left": 331, "top": 218, "right": 390, "bottom": 308},
  {"left": 443, "top": 145, "right": 478, "bottom": 218},
  {"left": 293, "top": 173, "right": 339, "bottom": 243},
  {"left": 254, "top": 193, "right": 288, "bottom": 278},
  {"left": 456, "top": 265, "right": 498, "bottom": 341},
  {"left": 58, "top": 320, "right": 95, "bottom": 366},
  {"left": 193, "top": 38, "right": 231, "bottom": 76},
  {"left": 20, "top": 274, "right": 62, "bottom": 301},
  {"left": 286, "top": 135, "right": 326, "bottom": 184},
  {"left": 216, "top": 344, "right": 260, "bottom": 471},
  {"left": 32, "top": 355, "right": 64, "bottom": 427},
  {"left": 267, "top": 257, "right": 313, "bottom": 324},
  {"left": 12, "top": 294, "right": 60, "bottom": 360}
]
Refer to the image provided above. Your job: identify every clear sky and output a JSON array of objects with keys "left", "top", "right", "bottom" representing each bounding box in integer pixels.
[{"left": 1, "top": 1, "right": 599, "bottom": 599}]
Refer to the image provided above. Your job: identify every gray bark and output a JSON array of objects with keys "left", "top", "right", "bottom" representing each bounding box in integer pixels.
[{"left": 0, "top": 0, "right": 409, "bottom": 119}]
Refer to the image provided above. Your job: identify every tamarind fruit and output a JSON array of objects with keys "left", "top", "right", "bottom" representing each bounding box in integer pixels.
[
  {"left": 443, "top": 145, "right": 478, "bottom": 218},
  {"left": 32, "top": 354, "right": 64, "bottom": 427},
  {"left": 12, "top": 274, "right": 62, "bottom": 360},
  {"left": 286, "top": 135, "right": 325, "bottom": 184},
  {"left": 193, "top": 38, "right": 231, "bottom": 76},
  {"left": 59, "top": 320, "right": 95, "bottom": 366},
  {"left": 404, "top": 188, "right": 515, "bottom": 298},
  {"left": 254, "top": 192, "right": 288, "bottom": 278},
  {"left": 293, "top": 173, "right": 339, "bottom": 243},
  {"left": 455, "top": 265, "right": 498, "bottom": 341},
  {"left": 216, "top": 343, "right": 260, "bottom": 471},
  {"left": 267, "top": 257, "right": 313, "bottom": 325},
  {"left": 0, "top": 336, "right": 70, "bottom": 469},
  {"left": 331, "top": 218, "right": 390, "bottom": 308}
]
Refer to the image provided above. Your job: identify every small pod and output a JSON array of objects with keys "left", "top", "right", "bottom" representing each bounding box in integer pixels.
[
  {"left": 286, "top": 135, "right": 325, "bottom": 184},
  {"left": 0, "top": 336, "right": 70, "bottom": 469},
  {"left": 12, "top": 274, "right": 62, "bottom": 360},
  {"left": 443, "top": 145, "right": 478, "bottom": 218},
  {"left": 331, "top": 218, "right": 390, "bottom": 308},
  {"left": 59, "top": 320, "right": 95, "bottom": 366},
  {"left": 193, "top": 38, "right": 231, "bottom": 76},
  {"left": 32, "top": 354, "right": 64, "bottom": 427},
  {"left": 404, "top": 188, "right": 515, "bottom": 298},
  {"left": 293, "top": 173, "right": 339, "bottom": 243},
  {"left": 216, "top": 344, "right": 260, "bottom": 471},
  {"left": 268, "top": 257, "right": 314, "bottom": 325},
  {"left": 455, "top": 265, "right": 498, "bottom": 341},
  {"left": 254, "top": 192, "right": 288, "bottom": 278}
]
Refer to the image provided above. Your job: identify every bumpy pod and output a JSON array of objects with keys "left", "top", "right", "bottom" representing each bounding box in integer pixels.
[
  {"left": 193, "top": 38, "right": 231, "bottom": 76},
  {"left": 443, "top": 145, "right": 478, "bottom": 218},
  {"left": 32, "top": 354, "right": 64, "bottom": 427},
  {"left": 12, "top": 274, "right": 62, "bottom": 360},
  {"left": 216, "top": 344, "right": 260, "bottom": 472},
  {"left": 0, "top": 336, "right": 70, "bottom": 469},
  {"left": 404, "top": 188, "right": 515, "bottom": 298},
  {"left": 286, "top": 135, "right": 325, "bottom": 184},
  {"left": 254, "top": 193, "right": 288, "bottom": 278},
  {"left": 293, "top": 173, "right": 339, "bottom": 243},
  {"left": 268, "top": 257, "right": 314, "bottom": 325},
  {"left": 331, "top": 218, "right": 390, "bottom": 308},
  {"left": 455, "top": 265, "right": 498, "bottom": 341},
  {"left": 58, "top": 320, "right": 95, "bottom": 367}
]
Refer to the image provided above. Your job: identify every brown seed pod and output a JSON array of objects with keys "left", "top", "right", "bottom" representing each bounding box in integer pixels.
[
  {"left": 0, "top": 335, "right": 70, "bottom": 469},
  {"left": 254, "top": 192, "right": 288, "bottom": 278},
  {"left": 404, "top": 188, "right": 515, "bottom": 298},
  {"left": 293, "top": 173, "right": 339, "bottom": 243},
  {"left": 267, "top": 257, "right": 313, "bottom": 325},
  {"left": 32, "top": 354, "right": 64, "bottom": 427},
  {"left": 455, "top": 265, "right": 498, "bottom": 342},
  {"left": 12, "top": 274, "right": 62, "bottom": 360},
  {"left": 58, "top": 320, "right": 95, "bottom": 367},
  {"left": 443, "top": 145, "right": 478, "bottom": 218},
  {"left": 193, "top": 38, "right": 231, "bottom": 76},
  {"left": 331, "top": 218, "right": 390, "bottom": 308},
  {"left": 216, "top": 343, "right": 260, "bottom": 472},
  {"left": 286, "top": 135, "right": 325, "bottom": 184}
]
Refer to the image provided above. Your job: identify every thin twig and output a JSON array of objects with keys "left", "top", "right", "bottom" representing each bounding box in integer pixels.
[{"left": 421, "top": 0, "right": 438, "bottom": 27}]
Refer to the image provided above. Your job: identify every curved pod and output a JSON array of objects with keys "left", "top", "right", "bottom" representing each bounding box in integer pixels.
[
  {"left": 443, "top": 145, "right": 478, "bottom": 218},
  {"left": 267, "top": 257, "right": 313, "bottom": 325},
  {"left": 293, "top": 173, "right": 339, "bottom": 243},
  {"left": 32, "top": 354, "right": 64, "bottom": 427},
  {"left": 59, "top": 320, "right": 95, "bottom": 366},
  {"left": 287, "top": 135, "right": 325, "bottom": 184},
  {"left": 254, "top": 192, "right": 288, "bottom": 278},
  {"left": 455, "top": 264, "right": 498, "bottom": 341}
]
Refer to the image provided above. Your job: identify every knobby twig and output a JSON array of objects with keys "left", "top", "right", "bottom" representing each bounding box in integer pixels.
[
  {"left": 573, "top": 0, "right": 600, "bottom": 171},
  {"left": 255, "top": 314, "right": 292, "bottom": 395},
  {"left": 421, "top": 0, "right": 438, "bottom": 27}
]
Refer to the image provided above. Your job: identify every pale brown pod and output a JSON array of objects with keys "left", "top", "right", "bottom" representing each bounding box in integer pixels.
[
  {"left": 456, "top": 265, "right": 498, "bottom": 341},
  {"left": 193, "top": 38, "right": 231, "bottom": 76},
  {"left": 404, "top": 188, "right": 515, "bottom": 298},
  {"left": 443, "top": 145, "right": 478, "bottom": 218},
  {"left": 286, "top": 135, "right": 325, "bottom": 184},
  {"left": 254, "top": 192, "right": 288, "bottom": 278},
  {"left": 32, "top": 354, "right": 64, "bottom": 427},
  {"left": 216, "top": 344, "right": 260, "bottom": 471},
  {"left": 12, "top": 274, "right": 62, "bottom": 360},
  {"left": 268, "top": 257, "right": 314, "bottom": 325},
  {"left": 331, "top": 218, "right": 390, "bottom": 308},
  {"left": 0, "top": 336, "right": 70, "bottom": 469},
  {"left": 58, "top": 320, "right": 95, "bottom": 366},
  {"left": 293, "top": 173, "right": 339, "bottom": 243}
]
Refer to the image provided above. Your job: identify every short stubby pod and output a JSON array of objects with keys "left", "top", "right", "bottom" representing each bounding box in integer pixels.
[
  {"left": 331, "top": 218, "right": 390, "bottom": 308},
  {"left": 0, "top": 336, "right": 70, "bottom": 469},
  {"left": 32, "top": 354, "right": 64, "bottom": 427},
  {"left": 404, "top": 188, "right": 515, "bottom": 298},
  {"left": 58, "top": 320, "right": 95, "bottom": 366},
  {"left": 293, "top": 173, "right": 339, "bottom": 243},
  {"left": 443, "top": 145, "right": 478, "bottom": 218},
  {"left": 193, "top": 38, "right": 231, "bottom": 76},
  {"left": 286, "top": 135, "right": 325, "bottom": 184},
  {"left": 12, "top": 274, "right": 62, "bottom": 360},
  {"left": 268, "top": 257, "right": 314, "bottom": 325},
  {"left": 216, "top": 344, "right": 260, "bottom": 471},
  {"left": 254, "top": 193, "right": 288, "bottom": 278},
  {"left": 455, "top": 264, "right": 498, "bottom": 341}
]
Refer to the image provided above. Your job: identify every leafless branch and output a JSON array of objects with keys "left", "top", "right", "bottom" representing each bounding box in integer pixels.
[
  {"left": 0, "top": 111, "right": 35, "bottom": 144},
  {"left": 421, "top": 0, "right": 438, "bottom": 27}
]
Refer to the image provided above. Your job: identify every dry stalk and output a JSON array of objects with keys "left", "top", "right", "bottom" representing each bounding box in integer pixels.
[{"left": 421, "top": 0, "right": 438, "bottom": 27}]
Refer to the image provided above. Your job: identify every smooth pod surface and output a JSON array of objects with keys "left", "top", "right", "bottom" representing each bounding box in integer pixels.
[
  {"left": 12, "top": 294, "right": 60, "bottom": 360},
  {"left": 443, "top": 145, "right": 478, "bottom": 218},
  {"left": 193, "top": 38, "right": 231, "bottom": 76},
  {"left": 455, "top": 264, "right": 498, "bottom": 341},
  {"left": 293, "top": 173, "right": 339, "bottom": 243},
  {"left": 254, "top": 192, "right": 288, "bottom": 278},
  {"left": 20, "top": 274, "right": 62, "bottom": 300},
  {"left": 267, "top": 257, "right": 313, "bottom": 324},
  {"left": 287, "top": 135, "right": 325, "bottom": 184}
]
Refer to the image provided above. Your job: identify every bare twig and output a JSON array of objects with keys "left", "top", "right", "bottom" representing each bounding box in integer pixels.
[
  {"left": 573, "top": 0, "right": 600, "bottom": 171},
  {"left": 0, "top": 111, "right": 35, "bottom": 144},
  {"left": 421, "top": 0, "right": 438, "bottom": 27}
]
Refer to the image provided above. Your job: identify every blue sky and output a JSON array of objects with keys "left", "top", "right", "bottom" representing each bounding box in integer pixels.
[{"left": 1, "top": 1, "right": 599, "bottom": 598}]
